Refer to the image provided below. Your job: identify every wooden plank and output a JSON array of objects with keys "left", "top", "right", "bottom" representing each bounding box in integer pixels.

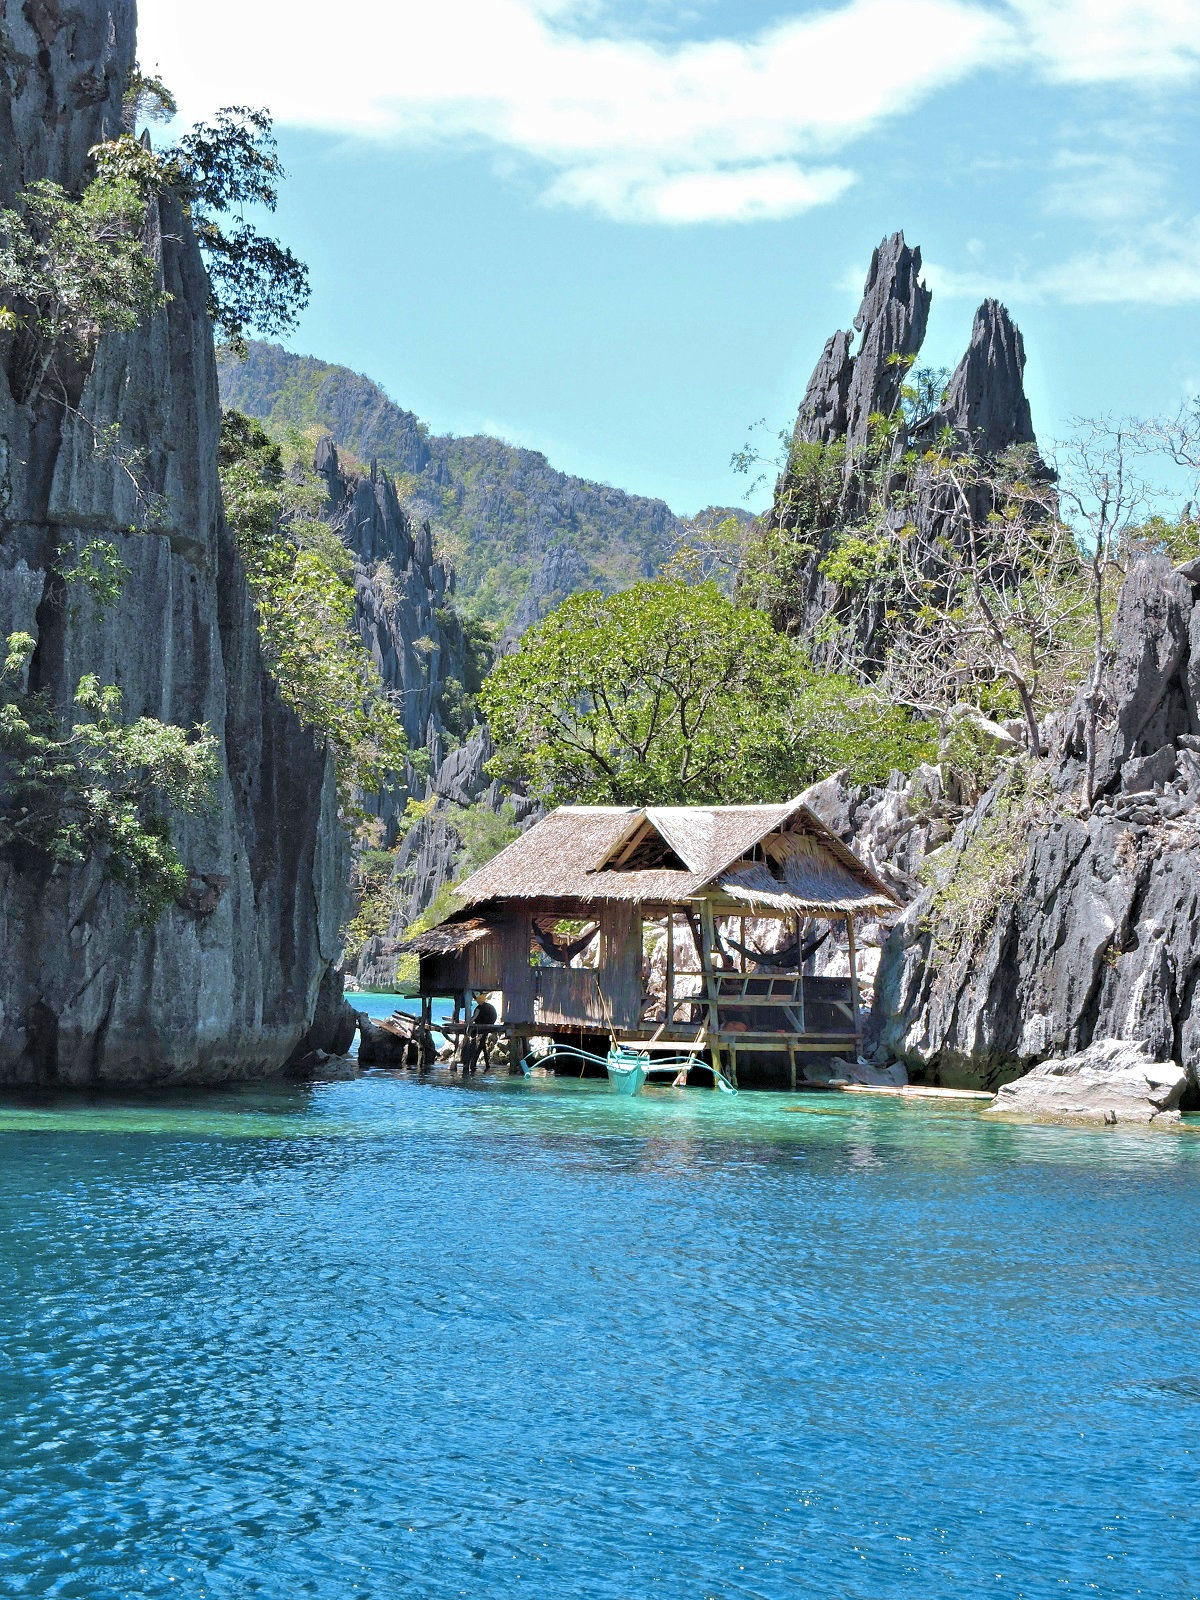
[
  {"left": 600, "top": 902, "right": 641, "bottom": 1030},
  {"left": 500, "top": 911, "right": 535, "bottom": 1026}
]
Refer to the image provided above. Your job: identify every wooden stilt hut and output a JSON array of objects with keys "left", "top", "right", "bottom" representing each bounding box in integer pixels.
[{"left": 401, "top": 797, "right": 899, "bottom": 1088}]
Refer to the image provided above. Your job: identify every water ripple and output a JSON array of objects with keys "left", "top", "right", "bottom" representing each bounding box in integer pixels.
[{"left": 1, "top": 1074, "right": 1198, "bottom": 1598}]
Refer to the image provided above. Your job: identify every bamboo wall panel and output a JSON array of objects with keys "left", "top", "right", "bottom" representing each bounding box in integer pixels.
[
  {"left": 536, "top": 968, "right": 605, "bottom": 1026},
  {"left": 600, "top": 903, "right": 641, "bottom": 1029}
]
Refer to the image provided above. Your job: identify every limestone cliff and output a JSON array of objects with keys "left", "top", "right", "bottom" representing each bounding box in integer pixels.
[
  {"left": 217, "top": 340, "right": 753, "bottom": 634},
  {"left": 873, "top": 555, "right": 1200, "bottom": 1093},
  {"left": 312, "top": 436, "right": 487, "bottom": 840},
  {"left": 767, "top": 232, "right": 1039, "bottom": 665},
  {"left": 0, "top": 0, "right": 347, "bottom": 1083}
]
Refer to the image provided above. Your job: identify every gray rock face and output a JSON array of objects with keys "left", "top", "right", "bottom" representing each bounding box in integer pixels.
[
  {"left": 844, "top": 233, "right": 932, "bottom": 456},
  {"left": 0, "top": 3, "right": 347, "bottom": 1083},
  {"left": 314, "top": 437, "right": 479, "bottom": 841},
  {"left": 986, "top": 1039, "right": 1186, "bottom": 1124},
  {"left": 771, "top": 234, "right": 1038, "bottom": 665},
  {"left": 933, "top": 299, "right": 1035, "bottom": 456},
  {"left": 791, "top": 234, "right": 931, "bottom": 460},
  {"left": 873, "top": 556, "right": 1200, "bottom": 1095}
]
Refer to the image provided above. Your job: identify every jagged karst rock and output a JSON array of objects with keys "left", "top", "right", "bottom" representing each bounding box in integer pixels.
[
  {"left": 931, "top": 299, "right": 1035, "bottom": 456},
  {"left": 770, "top": 232, "right": 1039, "bottom": 668},
  {"left": 314, "top": 435, "right": 481, "bottom": 843},
  {"left": 844, "top": 232, "right": 932, "bottom": 456},
  {"left": 986, "top": 1039, "right": 1186, "bottom": 1124},
  {"left": 0, "top": 2, "right": 347, "bottom": 1084},
  {"left": 872, "top": 555, "right": 1200, "bottom": 1094}
]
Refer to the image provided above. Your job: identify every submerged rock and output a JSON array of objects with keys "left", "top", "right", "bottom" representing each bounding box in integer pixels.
[{"left": 986, "top": 1040, "right": 1186, "bottom": 1125}]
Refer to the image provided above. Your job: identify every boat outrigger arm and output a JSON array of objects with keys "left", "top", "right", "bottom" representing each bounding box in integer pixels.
[{"left": 522, "top": 1044, "right": 738, "bottom": 1097}]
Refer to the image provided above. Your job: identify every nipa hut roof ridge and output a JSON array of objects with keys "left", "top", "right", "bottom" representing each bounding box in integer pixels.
[{"left": 448, "top": 797, "right": 898, "bottom": 915}]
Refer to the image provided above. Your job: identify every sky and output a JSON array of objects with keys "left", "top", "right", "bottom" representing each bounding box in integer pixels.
[{"left": 136, "top": 0, "right": 1200, "bottom": 514}]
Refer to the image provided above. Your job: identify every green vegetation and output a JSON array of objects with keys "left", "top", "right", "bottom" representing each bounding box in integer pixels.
[
  {"left": 346, "top": 799, "right": 522, "bottom": 989},
  {"left": 0, "top": 154, "right": 169, "bottom": 405},
  {"left": 164, "top": 107, "right": 309, "bottom": 346},
  {"left": 0, "top": 632, "right": 219, "bottom": 923},
  {"left": 921, "top": 765, "right": 1051, "bottom": 954},
  {"left": 481, "top": 578, "right": 934, "bottom": 808},
  {"left": 215, "top": 341, "right": 704, "bottom": 630},
  {"left": 218, "top": 410, "right": 408, "bottom": 805}
]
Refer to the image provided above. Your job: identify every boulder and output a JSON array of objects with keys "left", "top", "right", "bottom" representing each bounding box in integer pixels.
[
  {"left": 1121, "top": 745, "right": 1177, "bottom": 793},
  {"left": 938, "top": 704, "right": 1021, "bottom": 763},
  {"left": 285, "top": 1051, "right": 361, "bottom": 1082},
  {"left": 986, "top": 1039, "right": 1186, "bottom": 1124}
]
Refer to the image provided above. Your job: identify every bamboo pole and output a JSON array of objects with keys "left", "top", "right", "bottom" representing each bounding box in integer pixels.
[
  {"left": 846, "top": 916, "right": 862, "bottom": 1059},
  {"left": 666, "top": 912, "right": 675, "bottom": 1026},
  {"left": 699, "top": 899, "right": 725, "bottom": 1088}
]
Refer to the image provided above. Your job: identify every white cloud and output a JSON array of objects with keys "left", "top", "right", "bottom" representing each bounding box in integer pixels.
[
  {"left": 1007, "top": 0, "right": 1200, "bottom": 83},
  {"left": 543, "top": 160, "right": 857, "bottom": 223},
  {"left": 135, "top": 0, "right": 1200, "bottom": 226},
  {"left": 135, "top": 0, "right": 1004, "bottom": 224},
  {"left": 927, "top": 216, "right": 1200, "bottom": 306}
]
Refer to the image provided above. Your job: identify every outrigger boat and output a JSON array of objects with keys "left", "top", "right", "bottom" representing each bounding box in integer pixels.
[{"left": 523, "top": 1043, "right": 737, "bottom": 1097}]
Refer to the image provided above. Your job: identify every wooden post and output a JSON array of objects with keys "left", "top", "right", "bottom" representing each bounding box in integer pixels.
[
  {"left": 846, "top": 916, "right": 862, "bottom": 1059},
  {"left": 420, "top": 995, "right": 433, "bottom": 1069},
  {"left": 459, "top": 987, "right": 474, "bottom": 1071},
  {"left": 699, "top": 899, "right": 724, "bottom": 1088},
  {"left": 666, "top": 912, "right": 675, "bottom": 1028},
  {"left": 795, "top": 915, "right": 805, "bottom": 1034}
]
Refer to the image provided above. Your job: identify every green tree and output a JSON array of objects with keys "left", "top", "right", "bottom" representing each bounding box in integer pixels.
[
  {"left": 0, "top": 632, "right": 219, "bottom": 923},
  {"left": 163, "top": 106, "right": 309, "bottom": 345},
  {"left": 480, "top": 578, "right": 934, "bottom": 807},
  {"left": 218, "top": 410, "right": 407, "bottom": 805},
  {"left": 0, "top": 158, "right": 169, "bottom": 405}
]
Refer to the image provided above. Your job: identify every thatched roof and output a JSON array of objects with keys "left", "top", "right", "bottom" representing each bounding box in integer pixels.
[
  {"left": 401, "top": 917, "right": 493, "bottom": 957},
  {"left": 449, "top": 798, "right": 897, "bottom": 917}
]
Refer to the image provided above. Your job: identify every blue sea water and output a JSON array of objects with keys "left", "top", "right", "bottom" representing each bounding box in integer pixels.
[{"left": 2, "top": 1029, "right": 1199, "bottom": 1599}]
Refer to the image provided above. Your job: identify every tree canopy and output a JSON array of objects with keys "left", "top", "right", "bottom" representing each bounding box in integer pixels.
[
  {"left": 0, "top": 632, "right": 219, "bottom": 923},
  {"left": 218, "top": 410, "right": 408, "bottom": 807},
  {"left": 480, "top": 578, "right": 935, "bottom": 807}
]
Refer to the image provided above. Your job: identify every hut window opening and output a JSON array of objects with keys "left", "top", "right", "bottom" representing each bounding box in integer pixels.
[
  {"left": 640, "top": 912, "right": 705, "bottom": 1026},
  {"left": 530, "top": 916, "right": 600, "bottom": 969}
]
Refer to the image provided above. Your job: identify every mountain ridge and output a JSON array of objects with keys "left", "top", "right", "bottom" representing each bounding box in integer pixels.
[{"left": 217, "top": 341, "right": 749, "bottom": 631}]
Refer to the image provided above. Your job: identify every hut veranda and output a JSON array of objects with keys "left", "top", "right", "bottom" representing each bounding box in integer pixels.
[{"left": 403, "top": 798, "right": 900, "bottom": 1089}]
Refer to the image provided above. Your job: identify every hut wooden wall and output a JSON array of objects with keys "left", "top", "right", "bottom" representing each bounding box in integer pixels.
[
  {"left": 599, "top": 903, "right": 641, "bottom": 1030},
  {"left": 495, "top": 912, "right": 535, "bottom": 1025}
]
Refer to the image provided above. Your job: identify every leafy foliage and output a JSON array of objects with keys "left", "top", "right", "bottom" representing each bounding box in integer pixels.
[
  {"left": 0, "top": 633, "right": 219, "bottom": 923},
  {"left": 163, "top": 107, "right": 309, "bottom": 346},
  {"left": 481, "top": 578, "right": 934, "bottom": 807},
  {"left": 219, "top": 410, "right": 408, "bottom": 805},
  {"left": 738, "top": 439, "right": 846, "bottom": 630},
  {"left": 0, "top": 162, "right": 168, "bottom": 404}
]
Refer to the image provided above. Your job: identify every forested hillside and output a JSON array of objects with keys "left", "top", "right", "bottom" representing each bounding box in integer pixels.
[{"left": 217, "top": 341, "right": 746, "bottom": 631}]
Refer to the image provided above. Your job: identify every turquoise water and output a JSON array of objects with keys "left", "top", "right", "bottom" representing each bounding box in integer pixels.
[{"left": 2, "top": 1066, "right": 1199, "bottom": 1599}]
